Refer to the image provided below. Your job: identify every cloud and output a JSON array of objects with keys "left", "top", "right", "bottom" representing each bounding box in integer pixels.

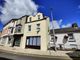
[
  {"left": 61, "top": 23, "right": 71, "bottom": 28},
  {"left": 0, "top": 0, "right": 38, "bottom": 24},
  {"left": 50, "top": 20, "right": 60, "bottom": 29},
  {"left": 58, "top": 19, "right": 63, "bottom": 25},
  {"left": 50, "top": 19, "right": 63, "bottom": 29},
  {"left": 49, "top": 19, "right": 72, "bottom": 29}
]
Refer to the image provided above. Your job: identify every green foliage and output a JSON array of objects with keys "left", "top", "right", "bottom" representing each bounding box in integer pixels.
[{"left": 72, "top": 23, "right": 78, "bottom": 28}]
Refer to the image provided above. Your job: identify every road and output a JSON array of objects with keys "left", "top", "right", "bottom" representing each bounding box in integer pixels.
[{"left": 0, "top": 51, "right": 80, "bottom": 60}]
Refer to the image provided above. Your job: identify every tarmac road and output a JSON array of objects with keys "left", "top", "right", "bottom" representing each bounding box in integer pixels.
[{"left": 0, "top": 51, "right": 80, "bottom": 60}]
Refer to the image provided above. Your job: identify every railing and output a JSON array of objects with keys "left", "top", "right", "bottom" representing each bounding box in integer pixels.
[
  {"left": 14, "top": 28, "right": 23, "bottom": 35},
  {"left": 15, "top": 29, "right": 21, "bottom": 33}
]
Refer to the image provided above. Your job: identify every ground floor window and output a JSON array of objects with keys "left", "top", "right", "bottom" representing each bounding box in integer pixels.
[
  {"left": 13, "top": 36, "right": 21, "bottom": 47},
  {"left": 8, "top": 37, "right": 12, "bottom": 44},
  {"left": 1, "top": 37, "right": 7, "bottom": 44},
  {"left": 70, "top": 44, "right": 77, "bottom": 49},
  {"left": 26, "top": 36, "right": 41, "bottom": 49},
  {"left": 0, "top": 38, "right": 1, "bottom": 43},
  {"left": 14, "top": 39, "right": 20, "bottom": 46}
]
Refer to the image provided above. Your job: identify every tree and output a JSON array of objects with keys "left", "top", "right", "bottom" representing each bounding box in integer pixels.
[{"left": 72, "top": 23, "right": 78, "bottom": 28}]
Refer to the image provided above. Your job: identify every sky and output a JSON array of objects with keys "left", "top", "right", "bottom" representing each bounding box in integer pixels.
[{"left": 0, "top": 0, "right": 80, "bottom": 31}]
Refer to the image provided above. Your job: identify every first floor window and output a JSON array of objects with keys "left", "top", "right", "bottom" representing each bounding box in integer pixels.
[
  {"left": 28, "top": 25, "right": 31, "bottom": 31},
  {"left": 15, "top": 25, "right": 22, "bottom": 33},
  {"left": 29, "top": 17, "right": 32, "bottom": 22},
  {"left": 36, "top": 24, "right": 40, "bottom": 33},
  {"left": 38, "top": 15, "right": 40, "bottom": 20}
]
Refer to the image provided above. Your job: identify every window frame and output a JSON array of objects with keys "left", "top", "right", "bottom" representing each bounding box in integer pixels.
[
  {"left": 15, "top": 25, "right": 22, "bottom": 33},
  {"left": 26, "top": 36, "right": 41, "bottom": 46},
  {"left": 38, "top": 15, "right": 40, "bottom": 20},
  {"left": 28, "top": 25, "right": 31, "bottom": 31},
  {"left": 68, "top": 33, "right": 76, "bottom": 42},
  {"left": 29, "top": 17, "right": 32, "bottom": 22},
  {"left": 36, "top": 23, "right": 40, "bottom": 33}
]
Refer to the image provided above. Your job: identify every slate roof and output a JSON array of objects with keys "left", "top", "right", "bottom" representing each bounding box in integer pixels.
[
  {"left": 50, "top": 27, "right": 80, "bottom": 34},
  {"left": 3, "top": 15, "right": 29, "bottom": 27}
]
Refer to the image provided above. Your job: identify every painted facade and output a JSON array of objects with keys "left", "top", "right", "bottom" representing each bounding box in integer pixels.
[
  {"left": 0, "top": 13, "right": 50, "bottom": 51},
  {"left": 0, "top": 13, "right": 80, "bottom": 51},
  {"left": 50, "top": 28, "right": 80, "bottom": 50}
]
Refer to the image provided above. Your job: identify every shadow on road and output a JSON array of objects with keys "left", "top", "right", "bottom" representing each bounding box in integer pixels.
[
  {"left": 0, "top": 57, "right": 13, "bottom": 60},
  {"left": 66, "top": 50, "right": 80, "bottom": 60}
]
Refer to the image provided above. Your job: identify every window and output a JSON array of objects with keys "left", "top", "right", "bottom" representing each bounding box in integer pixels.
[
  {"left": 70, "top": 44, "right": 77, "bottom": 46},
  {"left": 14, "top": 36, "right": 21, "bottom": 46},
  {"left": 15, "top": 25, "right": 22, "bottom": 33},
  {"left": 26, "top": 36, "right": 41, "bottom": 49},
  {"left": 33, "top": 37, "right": 36, "bottom": 45},
  {"left": 70, "top": 44, "right": 77, "bottom": 49},
  {"left": 18, "top": 26, "right": 21, "bottom": 32},
  {"left": 8, "top": 37, "right": 11, "bottom": 44},
  {"left": 26, "top": 37, "right": 29, "bottom": 45},
  {"left": 1, "top": 37, "right": 6, "bottom": 44},
  {"left": 36, "top": 24, "right": 40, "bottom": 33},
  {"left": 26, "top": 36, "right": 40, "bottom": 46},
  {"left": 9, "top": 27, "right": 14, "bottom": 33},
  {"left": 51, "top": 35, "right": 57, "bottom": 42},
  {"left": 29, "top": 17, "right": 32, "bottom": 22},
  {"left": 14, "top": 39, "right": 20, "bottom": 46},
  {"left": 68, "top": 33, "right": 76, "bottom": 42},
  {"left": 68, "top": 34, "right": 74, "bottom": 39},
  {"left": 37, "top": 37, "right": 40, "bottom": 46},
  {"left": 11, "top": 28, "right": 14, "bottom": 33},
  {"left": 30, "top": 37, "right": 33, "bottom": 45},
  {"left": 38, "top": 15, "right": 40, "bottom": 20},
  {"left": 28, "top": 25, "right": 31, "bottom": 31}
]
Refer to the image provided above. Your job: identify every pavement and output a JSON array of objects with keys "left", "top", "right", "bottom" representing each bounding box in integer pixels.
[
  {"left": 0, "top": 51, "right": 59, "bottom": 60},
  {"left": 0, "top": 46, "right": 80, "bottom": 60},
  {"left": 0, "top": 51, "right": 80, "bottom": 60}
]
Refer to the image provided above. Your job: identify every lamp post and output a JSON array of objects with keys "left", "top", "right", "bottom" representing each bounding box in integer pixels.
[
  {"left": 50, "top": 8, "right": 57, "bottom": 51},
  {"left": 39, "top": 5, "right": 57, "bottom": 51}
]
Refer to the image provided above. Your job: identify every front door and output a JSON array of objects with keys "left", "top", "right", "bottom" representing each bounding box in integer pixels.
[{"left": 12, "top": 35, "right": 21, "bottom": 47}]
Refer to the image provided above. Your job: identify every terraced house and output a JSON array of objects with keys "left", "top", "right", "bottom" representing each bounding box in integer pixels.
[
  {"left": 50, "top": 27, "right": 80, "bottom": 50},
  {"left": 0, "top": 13, "right": 50, "bottom": 51},
  {"left": 0, "top": 13, "right": 80, "bottom": 52}
]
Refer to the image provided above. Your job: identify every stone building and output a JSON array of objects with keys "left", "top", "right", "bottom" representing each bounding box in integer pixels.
[{"left": 0, "top": 13, "right": 50, "bottom": 51}]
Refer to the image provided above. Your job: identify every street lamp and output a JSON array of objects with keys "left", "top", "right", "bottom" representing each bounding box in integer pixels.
[
  {"left": 50, "top": 8, "right": 57, "bottom": 51},
  {"left": 38, "top": 5, "right": 57, "bottom": 51}
]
